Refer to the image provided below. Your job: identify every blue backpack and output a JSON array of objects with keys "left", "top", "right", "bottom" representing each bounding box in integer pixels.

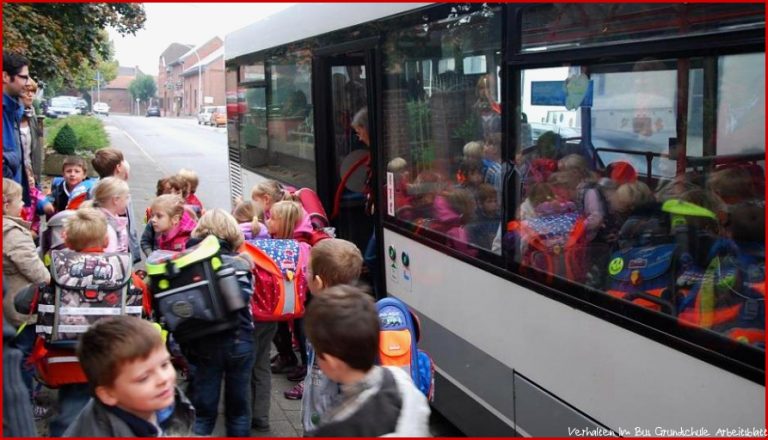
[{"left": 376, "top": 296, "right": 435, "bottom": 401}]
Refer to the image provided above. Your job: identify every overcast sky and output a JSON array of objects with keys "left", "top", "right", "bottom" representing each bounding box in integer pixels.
[{"left": 107, "top": 3, "right": 294, "bottom": 76}]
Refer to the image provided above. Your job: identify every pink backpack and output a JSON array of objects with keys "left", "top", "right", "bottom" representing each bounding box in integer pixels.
[{"left": 241, "top": 239, "right": 310, "bottom": 321}]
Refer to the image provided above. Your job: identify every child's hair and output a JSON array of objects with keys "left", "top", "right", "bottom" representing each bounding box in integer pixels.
[
  {"left": 613, "top": 181, "right": 654, "bottom": 214},
  {"left": 91, "top": 148, "right": 124, "bottom": 178},
  {"left": 165, "top": 175, "right": 188, "bottom": 197},
  {"left": 547, "top": 170, "right": 582, "bottom": 201},
  {"left": 155, "top": 177, "right": 169, "bottom": 197},
  {"left": 177, "top": 168, "right": 199, "bottom": 194},
  {"left": 2, "top": 178, "right": 22, "bottom": 214},
  {"left": 151, "top": 194, "right": 185, "bottom": 220},
  {"left": 387, "top": 157, "right": 408, "bottom": 174},
  {"left": 91, "top": 177, "right": 130, "bottom": 208},
  {"left": 728, "top": 202, "right": 765, "bottom": 243},
  {"left": 457, "top": 158, "right": 482, "bottom": 185},
  {"left": 527, "top": 182, "right": 555, "bottom": 207},
  {"left": 442, "top": 188, "right": 475, "bottom": 224},
  {"left": 251, "top": 180, "right": 296, "bottom": 203},
  {"left": 310, "top": 239, "right": 363, "bottom": 287},
  {"left": 476, "top": 183, "right": 498, "bottom": 204},
  {"left": 77, "top": 315, "right": 165, "bottom": 394},
  {"left": 191, "top": 208, "right": 244, "bottom": 250},
  {"left": 62, "top": 156, "right": 87, "bottom": 173},
  {"left": 557, "top": 153, "right": 590, "bottom": 173},
  {"left": 269, "top": 200, "right": 301, "bottom": 239},
  {"left": 64, "top": 208, "right": 108, "bottom": 251},
  {"left": 232, "top": 200, "right": 264, "bottom": 236},
  {"left": 706, "top": 167, "right": 755, "bottom": 204},
  {"left": 462, "top": 141, "right": 483, "bottom": 160},
  {"left": 304, "top": 284, "right": 379, "bottom": 372}
]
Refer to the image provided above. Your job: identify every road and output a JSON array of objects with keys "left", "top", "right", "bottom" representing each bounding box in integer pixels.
[{"left": 105, "top": 114, "right": 231, "bottom": 211}]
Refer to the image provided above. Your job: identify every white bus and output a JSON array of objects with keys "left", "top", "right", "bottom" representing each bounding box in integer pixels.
[{"left": 225, "top": 4, "right": 765, "bottom": 436}]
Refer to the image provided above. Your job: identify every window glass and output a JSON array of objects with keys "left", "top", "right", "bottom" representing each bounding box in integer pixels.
[
  {"left": 258, "top": 49, "right": 315, "bottom": 189},
  {"left": 382, "top": 5, "right": 502, "bottom": 255},
  {"left": 240, "top": 63, "right": 265, "bottom": 83},
  {"left": 521, "top": 4, "right": 765, "bottom": 53},
  {"left": 238, "top": 87, "right": 268, "bottom": 171},
  {"left": 511, "top": 53, "right": 765, "bottom": 352}
]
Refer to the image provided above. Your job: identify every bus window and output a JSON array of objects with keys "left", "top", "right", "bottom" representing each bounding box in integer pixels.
[
  {"left": 511, "top": 52, "right": 765, "bottom": 350},
  {"left": 382, "top": 5, "right": 503, "bottom": 255},
  {"left": 241, "top": 48, "right": 315, "bottom": 189}
]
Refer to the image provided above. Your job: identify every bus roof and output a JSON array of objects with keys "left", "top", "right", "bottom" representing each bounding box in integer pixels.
[{"left": 225, "top": 3, "right": 431, "bottom": 62}]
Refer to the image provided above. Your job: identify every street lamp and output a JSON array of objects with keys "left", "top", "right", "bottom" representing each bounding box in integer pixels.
[{"left": 192, "top": 48, "right": 202, "bottom": 114}]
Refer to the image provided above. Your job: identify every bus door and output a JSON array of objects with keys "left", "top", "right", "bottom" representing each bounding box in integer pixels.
[{"left": 314, "top": 44, "right": 382, "bottom": 292}]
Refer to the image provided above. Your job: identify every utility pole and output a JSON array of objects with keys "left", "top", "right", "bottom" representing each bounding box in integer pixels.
[{"left": 96, "top": 70, "right": 101, "bottom": 103}]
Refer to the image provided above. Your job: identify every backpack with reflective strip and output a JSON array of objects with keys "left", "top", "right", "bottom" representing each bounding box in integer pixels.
[
  {"left": 36, "top": 250, "right": 139, "bottom": 349},
  {"left": 242, "top": 239, "right": 309, "bottom": 321},
  {"left": 376, "top": 296, "right": 435, "bottom": 401}
]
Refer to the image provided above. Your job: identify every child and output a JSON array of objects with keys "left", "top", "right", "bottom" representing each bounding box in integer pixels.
[
  {"left": 16, "top": 208, "right": 112, "bottom": 436},
  {"left": 86, "top": 177, "right": 131, "bottom": 254},
  {"left": 304, "top": 284, "right": 430, "bottom": 436},
  {"left": 184, "top": 209, "right": 255, "bottom": 437},
  {"left": 141, "top": 176, "right": 192, "bottom": 256},
  {"left": 3, "top": 178, "right": 50, "bottom": 328},
  {"left": 64, "top": 316, "right": 195, "bottom": 437},
  {"left": 468, "top": 183, "right": 500, "bottom": 250},
  {"left": 265, "top": 201, "right": 312, "bottom": 397},
  {"left": 178, "top": 168, "right": 204, "bottom": 216},
  {"left": 299, "top": 239, "right": 363, "bottom": 432},
  {"left": 232, "top": 200, "right": 268, "bottom": 240},
  {"left": 143, "top": 194, "right": 196, "bottom": 254},
  {"left": 3, "top": 178, "right": 50, "bottom": 419},
  {"left": 431, "top": 187, "right": 477, "bottom": 257},
  {"left": 90, "top": 148, "right": 140, "bottom": 263},
  {"left": 39, "top": 156, "right": 88, "bottom": 216},
  {"left": 251, "top": 180, "right": 314, "bottom": 240}
]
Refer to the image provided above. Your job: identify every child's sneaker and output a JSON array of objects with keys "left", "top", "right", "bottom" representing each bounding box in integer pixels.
[
  {"left": 271, "top": 354, "right": 298, "bottom": 374},
  {"left": 33, "top": 403, "right": 51, "bottom": 420},
  {"left": 286, "top": 365, "right": 307, "bottom": 382},
  {"left": 283, "top": 382, "right": 304, "bottom": 400}
]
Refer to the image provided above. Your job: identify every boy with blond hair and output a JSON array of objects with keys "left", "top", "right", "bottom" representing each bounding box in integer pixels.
[
  {"left": 296, "top": 239, "right": 364, "bottom": 431},
  {"left": 64, "top": 316, "right": 194, "bottom": 437},
  {"left": 304, "top": 285, "right": 430, "bottom": 436}
]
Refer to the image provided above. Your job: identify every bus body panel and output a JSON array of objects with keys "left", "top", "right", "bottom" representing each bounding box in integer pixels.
[{"left": 383, "top": 228, "right": 765, "bottom": 434}]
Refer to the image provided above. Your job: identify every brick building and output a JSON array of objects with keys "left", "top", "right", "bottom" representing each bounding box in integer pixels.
[
  {"left": 158, "top": 43, "right": 193, "bottom": 117},
  {"left": 98, "top": 66, "right": 144, "bottom": 114},
  {"left": 158, "top": 37, "right": 224, "bottom": 116}
]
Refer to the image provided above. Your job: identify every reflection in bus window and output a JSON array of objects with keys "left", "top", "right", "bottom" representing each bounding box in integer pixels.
[
  {"left": 240, "top": 49, "right": 316, "bottom": 189},
  {"left": 511, "top": 53, "right": 765, "bottom": 350},
  {"left": 382, "top": 5, "right": 502, "bottom": 255}
]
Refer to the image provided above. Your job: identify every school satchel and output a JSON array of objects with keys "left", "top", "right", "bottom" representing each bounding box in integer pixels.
[
  {"left": 146, "top": 235, "right": 246, "bottom": 343},
  {"left": 35, "top": 249, "right": 139, "bottom": 348},
  {"left": 376, "top": 296, "right": 435, "bottom": 401},
  {"left": 240, "top": 238, "right": 309, "bottom": 321}
]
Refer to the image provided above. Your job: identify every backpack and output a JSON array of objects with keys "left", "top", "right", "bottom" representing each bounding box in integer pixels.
[
  {"left": 293, "top": 187, "right": 329, "bottom": 230},
  {"left": 145, "top": 235, "right": 246, "bottom": 342},
  {"left": 30, "top": 249, "right": 140, "bottom": 387},
  {"left": 678, "top": 240, "right": 765, "bottom": 348},
  {"left": 65, "top": 178, "right": 97, "bottom": 210},
  {"left": 506, "top": 211, "right": 591, "bottom": 283},
  {"left": 35, "top": 250, "right": 139, "bottom": 348},
  {"left": 240, "top": 238, "right": 309, "bottom": 321},
  {"left": 376, "top": 296, "right": 435, "bottom": 401}
]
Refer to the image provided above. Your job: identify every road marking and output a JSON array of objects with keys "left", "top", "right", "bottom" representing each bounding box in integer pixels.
[{"left": 122, "top": 129, "right": 165, "bottom": 173}]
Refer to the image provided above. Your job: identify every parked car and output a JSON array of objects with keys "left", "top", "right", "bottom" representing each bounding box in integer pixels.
[
  {"left": 46, "top": 96, "right": 80, "bottom": 118},
  {"left": 197, "top": 106, "right": 215, "bottom": 125},
  {"left": 92, "top": 102, "right": 110, "bottom": 116},
  {"left": 210, "top": 106, "right": 227, "bottom": 127},
  {"left": 146, "top": 106, "right": 161, "bottom": 117},
  {"left": 76, "top": 98, "right": 88, "bottom": 115}
]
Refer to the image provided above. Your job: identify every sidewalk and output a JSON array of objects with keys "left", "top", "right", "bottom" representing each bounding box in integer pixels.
[{"left": 34, "top": 121, "right": 305, "bottom": 437}]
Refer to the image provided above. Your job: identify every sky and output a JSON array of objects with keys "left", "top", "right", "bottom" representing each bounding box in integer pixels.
[{"left": 107, "top": 3, "right": 294, "bottom": 76}]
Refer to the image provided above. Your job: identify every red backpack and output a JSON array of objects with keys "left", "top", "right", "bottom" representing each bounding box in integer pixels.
[
  {"left": 292, "top": 188, "right": 329, "bottom": 230},
  {"left": 241, "top": 239, "right": 310, "bottom": 321}
]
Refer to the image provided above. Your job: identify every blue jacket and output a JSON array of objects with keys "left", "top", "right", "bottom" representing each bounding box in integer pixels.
[{"left": 3, "top": 93, "right": 30, "bottom": 204}]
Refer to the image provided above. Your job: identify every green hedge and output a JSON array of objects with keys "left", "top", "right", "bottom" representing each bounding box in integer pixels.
[{"left": 45, "top": 116, "right": 109, "bottom": 151}]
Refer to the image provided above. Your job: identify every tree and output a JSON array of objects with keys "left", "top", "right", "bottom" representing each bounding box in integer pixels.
[
  {"left": 128, "top": 74, "right": 157, "bottom": 106},
  {"left": 53, "top": 124, "right": 78, "bottom": 155},
  {"left": 3, "top": 3, "right": 145, "bottom": 83}
]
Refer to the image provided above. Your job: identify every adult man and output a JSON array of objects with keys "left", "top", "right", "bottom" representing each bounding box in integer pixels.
[{"left": 3, "top": 51, "right": 31, "bottom": 204}]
